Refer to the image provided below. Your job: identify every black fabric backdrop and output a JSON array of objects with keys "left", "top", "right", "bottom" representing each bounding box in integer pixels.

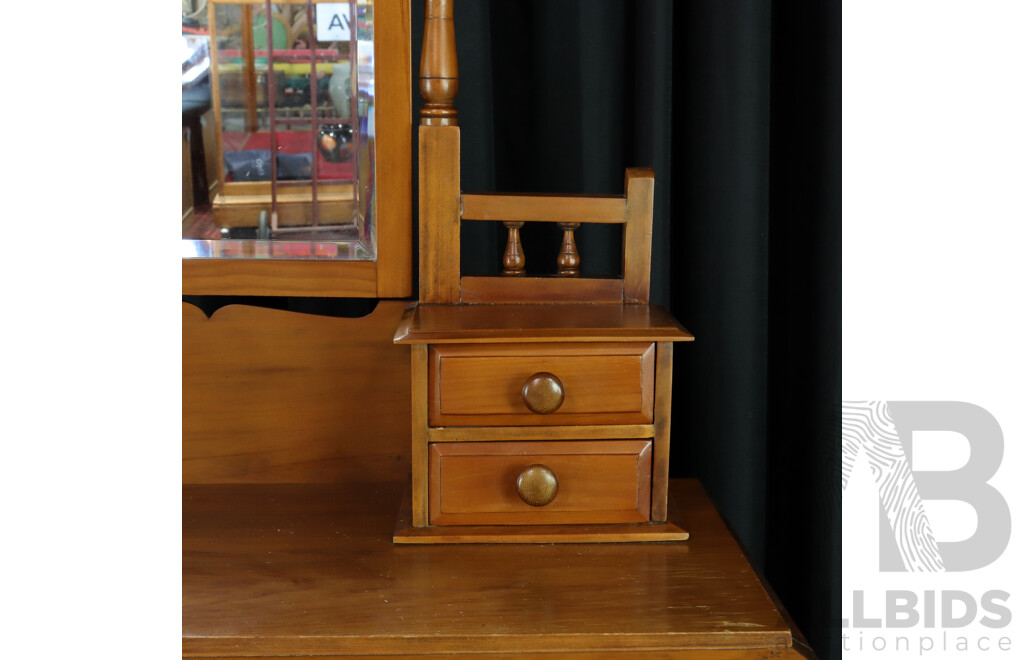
[
  {"left": 413, "top": 1, "right": 841, "bottom": 657},
  {"left": 186, "top": 1, "right": 840, "bottom": 656}
]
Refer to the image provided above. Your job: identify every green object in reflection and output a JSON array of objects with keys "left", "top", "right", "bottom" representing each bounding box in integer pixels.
[{"left": 252, "top": 12, "right": 288, "bottom": 51}]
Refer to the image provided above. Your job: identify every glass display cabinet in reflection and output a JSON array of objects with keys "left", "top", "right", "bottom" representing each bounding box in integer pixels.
[{"left": 183, "top": 0, "right": 411, "bottom": 298}]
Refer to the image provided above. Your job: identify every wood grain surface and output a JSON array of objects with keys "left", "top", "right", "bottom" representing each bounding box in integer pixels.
[
  {"left": 182, "top": 257, "right": 380, "bottom": 298},
  {"left": 426, "top": 424, "right": 655, "bottom": 443},
  {"left": 183, "top": 479, "right": 801, "bottom": 657},
  {"left": 193, "top": 651, "right": 808, "bottom": 660},
  {"left": 395, "top": 482, "right": 688, "bottom": 545},
  {"left": 373, "top": 0, "right": 414, "bottom": 297},
  {"left": 459, "top": 275, "right": 624, "bottom": 303},
  {"left": 428, "top": 440, "right": 652, "bottom": 525},
  {"left": 623, "top": 168, "right": 655, "bottom": 303},
  {"left": 461, "top": 193, "right": 627, "bottom": 224},
  {"left": 420, "top": 0, "right": 459, "bottom": 125},
  {"left": 429, "top": 342, "right": 655, "bottom": 427},
  {"left": 410, "top": 343, "right": 430, "bottom": 526},
  {"left": 394, "top": 303, "right": 694, "bottom": 344},
  {"left": 418, "top": 125, "right": 461, "bottom": 302},
  {"left": 182, "top": 301, "right": 411, "bottom": 484},
  {"left": 653, "top": 341, "right": 674, "bottom": 521}
]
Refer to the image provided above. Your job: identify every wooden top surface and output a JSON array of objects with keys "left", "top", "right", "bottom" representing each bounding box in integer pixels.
[
  {"left": 393, "top": 303, "right": 694, "bottom": 344},
  {"left": 183, "top": 479, "right": 792, "bottom": 656}
]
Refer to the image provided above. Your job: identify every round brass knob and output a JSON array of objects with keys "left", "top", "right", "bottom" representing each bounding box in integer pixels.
[
  {"left": 516, "top": 464, "right": 559, "bottom": 507},
  {"left": 522, "top": 372, "right": 565, "bottom": 414}
]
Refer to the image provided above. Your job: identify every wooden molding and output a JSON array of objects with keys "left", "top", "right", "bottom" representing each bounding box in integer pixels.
[{"left": 461, "top": 193, "right": 627, "bottom": 224}]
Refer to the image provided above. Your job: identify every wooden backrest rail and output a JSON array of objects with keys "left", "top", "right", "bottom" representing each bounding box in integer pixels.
[
  {"left": 461, "top": 193, "right": 627, "bottom": 224},
  {"left": 419, "top": 0, "right": 654, "bottom": 305}
]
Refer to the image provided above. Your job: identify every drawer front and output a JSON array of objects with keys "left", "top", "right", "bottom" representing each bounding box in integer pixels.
[
  {"left": 429, "top": 343, "right": 655, "bottom": 427},
  {"left": 428, "top": 440, "right": 652, "bottom": 525}
]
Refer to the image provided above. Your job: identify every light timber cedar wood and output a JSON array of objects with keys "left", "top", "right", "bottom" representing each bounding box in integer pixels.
[
  {"left": 183, "top": 259, "right": 378, "bottom": 297},
  {"left": 653, "top": 341, "right": 674, "bottom": 521},
  {"left": 556, "top": 222, "right": 581, "bottom": 276},
  {"left": 367, "top": 0, "right": 414, "bottom": 296},
  {"left": 182, "top": 301, "right": 411, "bottom": 484},
  {"left": 501, "top": 221, "right": 525, "bottom": 275},
  {"left": 410, "top": 344, "right": 430, "bottom": 526},
  {"left": 420, "top": 0, "right": 458, "bottom": 125},
  {"left": 194, "top": 653, "right": 805, "bottom": 660},
  {"left": 438, "top": 168, "right": 657, "bottom": 303},
  {"left": 183, "top": 0, "right": 412, "bottom": 298},
  {"left": 459, "top": 275, "right": 624, "bottom": 303},
  {"left": 418, "top": 125, "right": 461, "bottom": 303},
  {"left": 184, "top": 479, "right": 815, "bottom": 657},
  {"left": 623, "top": 168, "right": 655, "bottom": 303},
  {"left": 405, "top": 0, "right": 694, "bottom": 544},
  {"left": 428, "top": 342, "right": 655, "bottom": 427},
  {"left": 415, "top": 0, "right": 654, "bottom": 302},
  {"left": 461, "top": 193, "right": 628, "bottom": 223},
  {"left": 455, "top": 169, "right": 655, "bottom": 303},
  {"left": 417, "top": 0, "right": 460, "bottom": 302},
  {"left": 427, "top": 440, "right": 652, "bottom": 525},
  {"left": 397, "top": 501, "right": 688, "bottom": 545},
  {"left": 427, "top": 424, "right": 656, "bottom": 443},
  {"left": 394, "top": 302, "right": 694, "bottom": 344}
]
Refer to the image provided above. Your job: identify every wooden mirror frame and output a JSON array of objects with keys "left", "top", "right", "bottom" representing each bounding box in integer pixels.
[{"left": 182, "top": 0, "right": 412, "bottom": 298}]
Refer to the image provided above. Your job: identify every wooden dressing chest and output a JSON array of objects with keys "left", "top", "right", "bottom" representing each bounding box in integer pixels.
[
  {"left": 394, "top": 0, "right": 694, "bottom": 543},
  {"left": 394, "top": 304, "right": 692, "bottom": 541}
]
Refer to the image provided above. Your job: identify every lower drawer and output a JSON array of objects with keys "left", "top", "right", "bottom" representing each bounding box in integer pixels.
[{"left": 428, "top": 440, "right": 652, "bottom": 526}]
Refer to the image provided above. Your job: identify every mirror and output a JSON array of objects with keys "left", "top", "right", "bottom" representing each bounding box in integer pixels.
[{"left": 182, "top": 0, "right": 378, "bottom": 261}]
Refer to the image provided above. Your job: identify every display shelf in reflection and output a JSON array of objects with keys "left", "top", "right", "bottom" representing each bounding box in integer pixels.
[{"left": 184, "top": 1, "right": 377, "bottom": 258}]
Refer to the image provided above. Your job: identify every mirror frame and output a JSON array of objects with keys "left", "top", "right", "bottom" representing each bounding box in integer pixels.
[{"left": 182, "top": 0, "right": 412, "bottom": 298}]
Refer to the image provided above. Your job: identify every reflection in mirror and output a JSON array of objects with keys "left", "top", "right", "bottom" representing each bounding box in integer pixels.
[{"left": 182, "top": 1, "right": 376, "bottom": 261}]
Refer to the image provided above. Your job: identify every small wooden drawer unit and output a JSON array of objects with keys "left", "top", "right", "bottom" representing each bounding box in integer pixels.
[
  {"left": 429, "top": 342, "right": 655, "bottom": 427},
  {"left": 395, "top": 304, "right": 693, "bottom": 543},
  {"left": 429, "top": 440, "right": 653, "bottom": 525}
]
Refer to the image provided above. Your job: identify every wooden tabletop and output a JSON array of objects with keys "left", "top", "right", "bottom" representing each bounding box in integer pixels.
[
  {"left": 183, "top": 479, "right": 811, "bottom": 658},
  {"left": 393, "top": 303, "right": 695, "bottom": 344}
]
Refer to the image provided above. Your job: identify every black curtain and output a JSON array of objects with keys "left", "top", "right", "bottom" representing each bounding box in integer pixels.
[{"left": 412, "top": 1, "right": 841, "bottom": 658}]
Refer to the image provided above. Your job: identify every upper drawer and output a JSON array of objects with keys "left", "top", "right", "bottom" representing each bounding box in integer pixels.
[{"left": 429, "top": 342, "right": 655, "bottom": 427}]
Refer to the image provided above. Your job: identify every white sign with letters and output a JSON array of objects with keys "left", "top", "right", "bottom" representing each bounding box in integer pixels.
[{"left": 316, "top": 4, "right": 352, "bottom": 42}]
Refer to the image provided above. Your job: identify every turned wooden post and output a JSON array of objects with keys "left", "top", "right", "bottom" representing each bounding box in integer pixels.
[
  {"left": 418, "top": 0, "right": 461, "bottom": 305},
  {"left": 420, "top": 0, "right": 458, "bottom": 126},
  {"left": 502, "top": 222, "right": 525, "bottom": 276},
  {"left": 556, "top": 223, "right": 580, "bottom": 277}
]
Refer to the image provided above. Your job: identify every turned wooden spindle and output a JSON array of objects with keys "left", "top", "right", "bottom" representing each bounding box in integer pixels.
[
  {"left": 556, "top": 223, "right": 580, "bottom": 277},
  {"left": 420, "top": 0, "right": 458, "bottom": 125},
  {"left": 418, "top": 0, "right": 462, "bottom": 304},
  {"left": 502, "top": 222, "right": 525, "bottom": 276}
]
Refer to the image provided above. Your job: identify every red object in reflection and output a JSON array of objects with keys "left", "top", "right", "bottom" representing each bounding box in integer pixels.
[{"left": 222, "top": 131, "right": 354, "bottom": 180}]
